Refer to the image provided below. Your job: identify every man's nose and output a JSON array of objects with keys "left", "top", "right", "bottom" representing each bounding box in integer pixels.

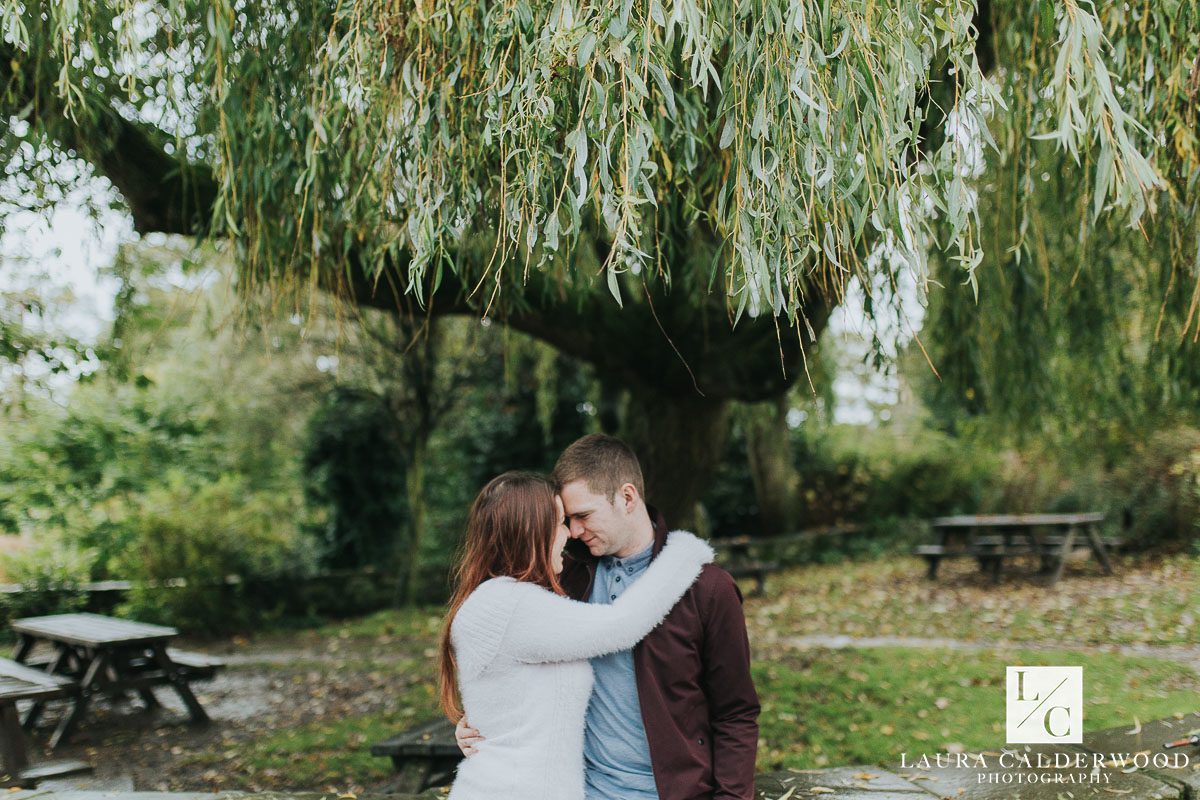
[{"left": 568, "top": 519, "right": 585, "bottom": 538}]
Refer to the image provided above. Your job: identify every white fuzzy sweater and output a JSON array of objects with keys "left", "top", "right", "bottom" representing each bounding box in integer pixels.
[{"left": 447, "top": 530, "right": 714, "bottom": 800}]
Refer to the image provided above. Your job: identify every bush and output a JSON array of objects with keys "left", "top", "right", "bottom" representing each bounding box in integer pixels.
[
  {"left": 302, "top": 388, "right": 408, "bottom": 571},
  {"left": 0, "top": 536, "right": 93, "bottom": 621},
  {"left": 793, "top": 425, "right": 994, "bottom": 526},
  {"left": 1106, "top": 427, "right": 1200, "bottom": 551},
  {"left": 115, "top": 471, "right": 318, "bottom": 633}
]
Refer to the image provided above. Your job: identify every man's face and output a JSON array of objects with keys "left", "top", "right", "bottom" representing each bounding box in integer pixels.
[{"left": 558, "top": 479, "right": 632, "bottom": 558}]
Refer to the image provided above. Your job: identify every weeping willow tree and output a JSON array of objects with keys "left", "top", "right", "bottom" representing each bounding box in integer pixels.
[
  {"left": 922, "top": 3, "right": 1200, "bottom": 451},
  {"left": 2, "top": 0, "right": 1197, "bottom": 520}
]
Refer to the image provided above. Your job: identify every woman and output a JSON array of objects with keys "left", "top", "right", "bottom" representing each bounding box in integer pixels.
[{"left": 437, "top": 471, "right": 712, "bottom": 800}]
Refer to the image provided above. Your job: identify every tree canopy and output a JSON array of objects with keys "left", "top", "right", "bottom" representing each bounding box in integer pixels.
[
  {"left": 4, "top": 0, "right": 1199, "bottom": 521},
  {"left": 4, "top": 0, "right": 1196, "bottom": 338}
]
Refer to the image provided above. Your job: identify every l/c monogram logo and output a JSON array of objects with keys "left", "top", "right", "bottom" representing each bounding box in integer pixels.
[{"left": 1006, "top": 666, "right": 1083, "bottom": 743}]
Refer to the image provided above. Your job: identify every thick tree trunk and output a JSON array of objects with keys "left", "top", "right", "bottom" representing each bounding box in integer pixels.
[
  {"left": 619, "top": 383, "right": 731, "bottom": 530},
  {"left": 743, "top": 395, "right": 799, "bottom": 536}
]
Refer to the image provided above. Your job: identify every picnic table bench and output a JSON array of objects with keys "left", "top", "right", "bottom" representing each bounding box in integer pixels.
[
  {"left": 10, "top": 613, "right": 226, "bottom": 745},
  {"left": 711, "top": 525, "right": 862, "bottom": 596},
  {"left": 915, "top": 513, "right": 1119, "bottom": 586},
  {"left": 709, "top": 536, "right": 779, "bottom": 597},
  {"left": 0, "top": 658, "right": 91, "bottom": 786},
  {"left": 370, "top": 717, "right": 460, "bottom": 793}
]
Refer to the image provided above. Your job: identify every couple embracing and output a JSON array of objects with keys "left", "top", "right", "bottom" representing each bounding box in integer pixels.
[{"left": 438, "top": 434, "right": 760, "bottom": 800}]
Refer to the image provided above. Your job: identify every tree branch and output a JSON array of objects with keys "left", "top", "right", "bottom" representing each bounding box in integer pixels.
[{"left": 1, "top": 44, "right": 217, "bottom": 236}]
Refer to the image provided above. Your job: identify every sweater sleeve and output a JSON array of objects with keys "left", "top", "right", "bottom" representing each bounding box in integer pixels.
[{"left": 501, "top": 530, "right": 713, "bottom": 664}]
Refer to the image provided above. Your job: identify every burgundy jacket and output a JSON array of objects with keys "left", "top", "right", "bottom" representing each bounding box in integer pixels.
[{"left": 559, "top": 508, "right": 760, "bottom": 800}]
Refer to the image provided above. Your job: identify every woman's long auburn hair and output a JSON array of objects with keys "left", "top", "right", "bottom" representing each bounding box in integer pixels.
[{"left": 438, "top": 471, "right": 565, "bottom": 721}]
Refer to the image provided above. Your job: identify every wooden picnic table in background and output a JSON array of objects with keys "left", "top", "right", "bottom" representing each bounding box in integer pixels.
[
  {"left": 710, "top": 525, "right": 863, "bottom": 596},
  {"left": 9, "top": 612, "right": 224, "bottom": 747},
  {"left": 914, "top": 512, "right": 1118, "bottom": 586}
]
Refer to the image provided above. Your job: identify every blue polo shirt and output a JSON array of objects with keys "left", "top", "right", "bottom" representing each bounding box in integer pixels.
[{"left": 583, "top": 541, "right": 659, "bottom": 800}]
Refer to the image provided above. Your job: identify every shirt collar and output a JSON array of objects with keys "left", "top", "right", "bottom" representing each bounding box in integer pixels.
[{"left": 603, "top": 540, "right": 655, "bottom": 571}]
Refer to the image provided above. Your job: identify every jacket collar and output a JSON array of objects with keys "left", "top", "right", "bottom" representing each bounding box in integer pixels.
[{"left": 648, "top": 504, "right": 669, "bottom": 558}]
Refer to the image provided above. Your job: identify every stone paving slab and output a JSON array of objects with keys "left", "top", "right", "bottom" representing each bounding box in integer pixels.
[
  {"left": 1080, "top": 711, "right": 1200, "bottom": 800},
  {"left": 897, "top": 742, "right": 1181, "bottom": 800}
]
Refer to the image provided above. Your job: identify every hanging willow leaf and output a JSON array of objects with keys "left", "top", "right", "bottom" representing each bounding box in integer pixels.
[{"left": 0, "top": 0, "right": 1194, "bottom": 349}]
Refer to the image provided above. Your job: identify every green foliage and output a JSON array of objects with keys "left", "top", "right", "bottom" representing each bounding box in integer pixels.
[
  {"left": 0, "top": 243, "right": 333, "bottom": 630},
  {"left": 0, "top": 386, "right": 218, "bottom": 577},
  {"left": 1105, "top": 427, "right": 1200, "bottom": 550},
  {"left": 0, "top": 287, "right": 89, "bottom": 409},
  {"left": 302, "top": 388, "right": 409, "bottom": 571},
  {"left": 0, "top": 535, "right": 92, "bottom": 619},
  {"left": 703, "top": 425, "right": 761, "bottom": 536},
  {"left": 115, "top": 472, "right": 318, "bottom": 633},
  {"left": 787, "top": 424, "right": 995, "bottom": 563}
]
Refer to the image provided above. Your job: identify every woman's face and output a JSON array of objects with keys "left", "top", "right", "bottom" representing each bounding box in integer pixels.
[{"left": 551, "top": 494, "right": 570, "bottom": 575}]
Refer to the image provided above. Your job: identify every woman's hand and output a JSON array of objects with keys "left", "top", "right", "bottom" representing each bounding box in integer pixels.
[{"left": 455, "top": 716, "right": 484, "bottom": 756}]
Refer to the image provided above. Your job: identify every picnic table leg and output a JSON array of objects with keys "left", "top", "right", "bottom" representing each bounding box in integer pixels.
[
  {"left": 110, "top": 650, "right": 159, "bottom": 710},
  {"left": 148, "top": 645, "right": 210, "bottom": 724},
  {"left": 135, "top": 686, "right": 162, "bottom": 710},
  {"left": 19, "top": 702, "right": 44, "bottom": 732},
  {"left": 1032, "top": 530, "right": 1053, "bottom": 574},
  {"left": 21, "top": 645, "right": 75, "bottom": 730},
  {"left": 10, "top": 635, "right": 33, "bottom": 664},
  {"left": 47, "top": 653, "right": 107, "bottom": 750},
  {"left": 0, "top": 702, "right": 31, "bottom": 779},
  {"left": 1084, "top": 523, "right": 1115, "bottom": 575},
  {"left": 1046, "top": 525, "right": 1076, "bottom": 586}
]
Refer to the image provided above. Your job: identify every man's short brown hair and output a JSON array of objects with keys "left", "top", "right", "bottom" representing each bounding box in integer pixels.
[{"left": 553, "top": 433, "right": 646, "bottom": 501}]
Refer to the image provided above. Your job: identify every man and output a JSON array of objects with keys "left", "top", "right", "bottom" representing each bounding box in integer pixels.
[{"left": 456, "top": 434, "right": 760, "bottom": 800}]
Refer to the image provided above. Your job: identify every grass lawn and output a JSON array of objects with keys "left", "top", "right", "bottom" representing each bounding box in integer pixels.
[
  {"left": 754, "top": 645, "right": 1200, "bottom": 771},
  {"left": 751, "top": 552, "right": 1200, "bottom": 646}
]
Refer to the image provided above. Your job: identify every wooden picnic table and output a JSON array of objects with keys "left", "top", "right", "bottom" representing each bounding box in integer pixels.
[
  {"left": 0, "top": 659, "right": 91, "bottom": 786},
  {"left": 916, "top": 512, "right": 1117, "bottom": 586},
  {"left": 370, "top": 717, "right": 461, "bottom": 792},
  {"left": 10, "top": 613, "right": 222, "bottom": 745}
]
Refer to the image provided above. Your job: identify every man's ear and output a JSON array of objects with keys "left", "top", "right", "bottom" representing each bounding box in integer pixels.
[{"left": 619, "top": 483, "right": 640, "bottom": 512}]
